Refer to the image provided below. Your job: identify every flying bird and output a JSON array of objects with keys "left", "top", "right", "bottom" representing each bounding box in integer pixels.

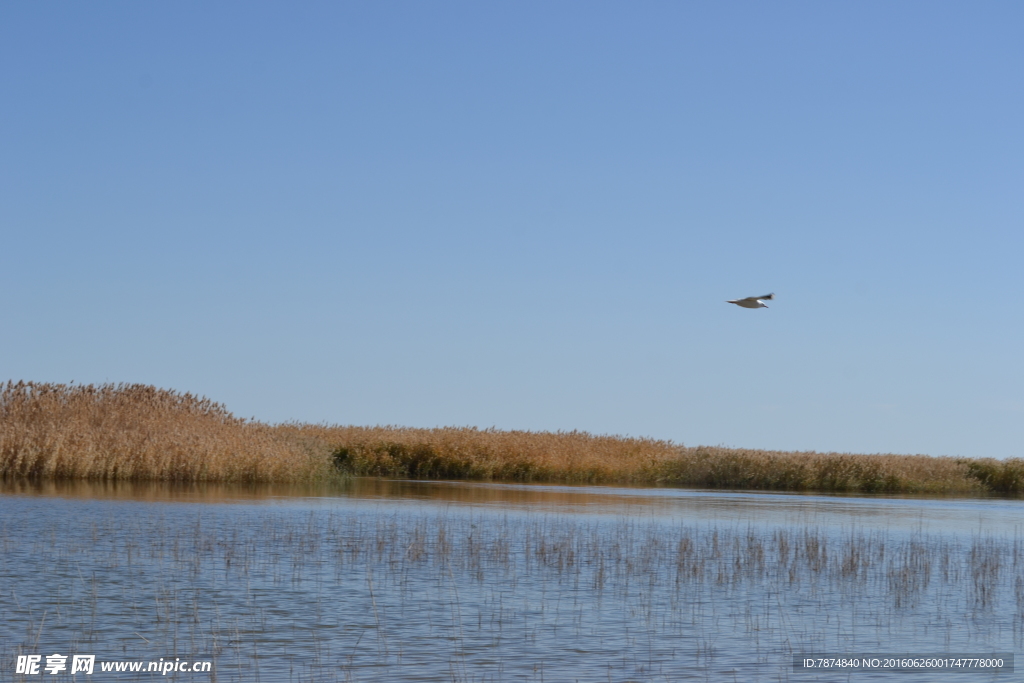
[{"left": 727, "top": 293, "right": 774, "bottom": 309}]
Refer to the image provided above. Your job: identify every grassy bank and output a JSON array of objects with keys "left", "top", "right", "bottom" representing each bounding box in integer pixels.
[
  {"left": 295, "top": 424, "right": 997, "bottom": 494},
  {"left": 2, "top": 381, "right": 1021, "bottom": 494}
]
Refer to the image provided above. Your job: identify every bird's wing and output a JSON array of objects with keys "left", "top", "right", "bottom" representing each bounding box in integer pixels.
[{"left": 757, "top": 293, "right": 774, "bottom": 301}]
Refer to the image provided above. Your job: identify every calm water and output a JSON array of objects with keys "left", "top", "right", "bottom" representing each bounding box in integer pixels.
[{"left": 1, "top": 479, "right": 1020, "bottom": 682}]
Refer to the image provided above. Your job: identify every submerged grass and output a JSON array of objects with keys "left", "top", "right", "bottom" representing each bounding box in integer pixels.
[
  {"left": 4, "top": 503, "right": 1022, "bottom": 681},
  {"left": 2, "top": 381, "right": 1019, "bottom": 494}
]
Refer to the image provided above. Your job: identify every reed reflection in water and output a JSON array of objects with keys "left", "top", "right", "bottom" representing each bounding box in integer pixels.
[
  {"left": 1, "top": 483, "right": 1021, "bottom": 681},
  {"left": 4, "top": 476, "right": 1020, "bottom": 534}
]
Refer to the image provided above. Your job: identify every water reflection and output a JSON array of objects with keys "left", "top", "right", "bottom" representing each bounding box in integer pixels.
[
  {"left": 2, "top": 478, "right": 1022, "bottom": 682},
  {"left": 2, "top": 477, "right": 1020, "bottom": 536}
]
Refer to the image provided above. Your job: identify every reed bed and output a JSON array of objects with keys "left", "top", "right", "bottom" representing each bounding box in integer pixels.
[
  {"left": 3, "top": 381, "right": 1022, "bottom": 494},
  {"left": 291, "top": 424, "right": 1007, "bottom": 495},
  {"left": 0, "top": 381, "right": 335, "bottom": 483}
]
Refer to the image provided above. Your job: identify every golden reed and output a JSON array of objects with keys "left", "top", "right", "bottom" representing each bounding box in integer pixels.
[
  {"left": 2, "top": 382, "right": 1020, "bottom": 493},
  {"left": 0, "top": 382, "right": 334, "bottom": 483}
]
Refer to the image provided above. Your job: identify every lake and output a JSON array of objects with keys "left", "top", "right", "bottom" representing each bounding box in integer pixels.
[{"left": 1, "top": 478, "right": 1020, "bottom": 681}]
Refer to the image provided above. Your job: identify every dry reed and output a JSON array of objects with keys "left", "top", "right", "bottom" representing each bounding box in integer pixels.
[
  {"left": 295, "top": 424, "right": 995, "bottom": 494},
  {"left": 0, "top": 381, "right": 334, "bottom": 483},
  {"left": 2, "top": 381, "right": 1020, "bottom": 494}
]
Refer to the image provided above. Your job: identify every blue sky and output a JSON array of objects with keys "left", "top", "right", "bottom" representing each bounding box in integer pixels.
[{"left": 2, "top": 2, "right": 1022, "bottom": 458}]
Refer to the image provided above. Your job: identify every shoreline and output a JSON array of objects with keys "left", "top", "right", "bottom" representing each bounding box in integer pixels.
[{"left": 2, "top": 381, "right": 1021, "bottom": 496}]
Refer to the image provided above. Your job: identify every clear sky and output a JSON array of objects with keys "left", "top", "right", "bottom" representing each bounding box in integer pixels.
[{"left": 2, "top": 2, "right": 1022, "bottom": 458}]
